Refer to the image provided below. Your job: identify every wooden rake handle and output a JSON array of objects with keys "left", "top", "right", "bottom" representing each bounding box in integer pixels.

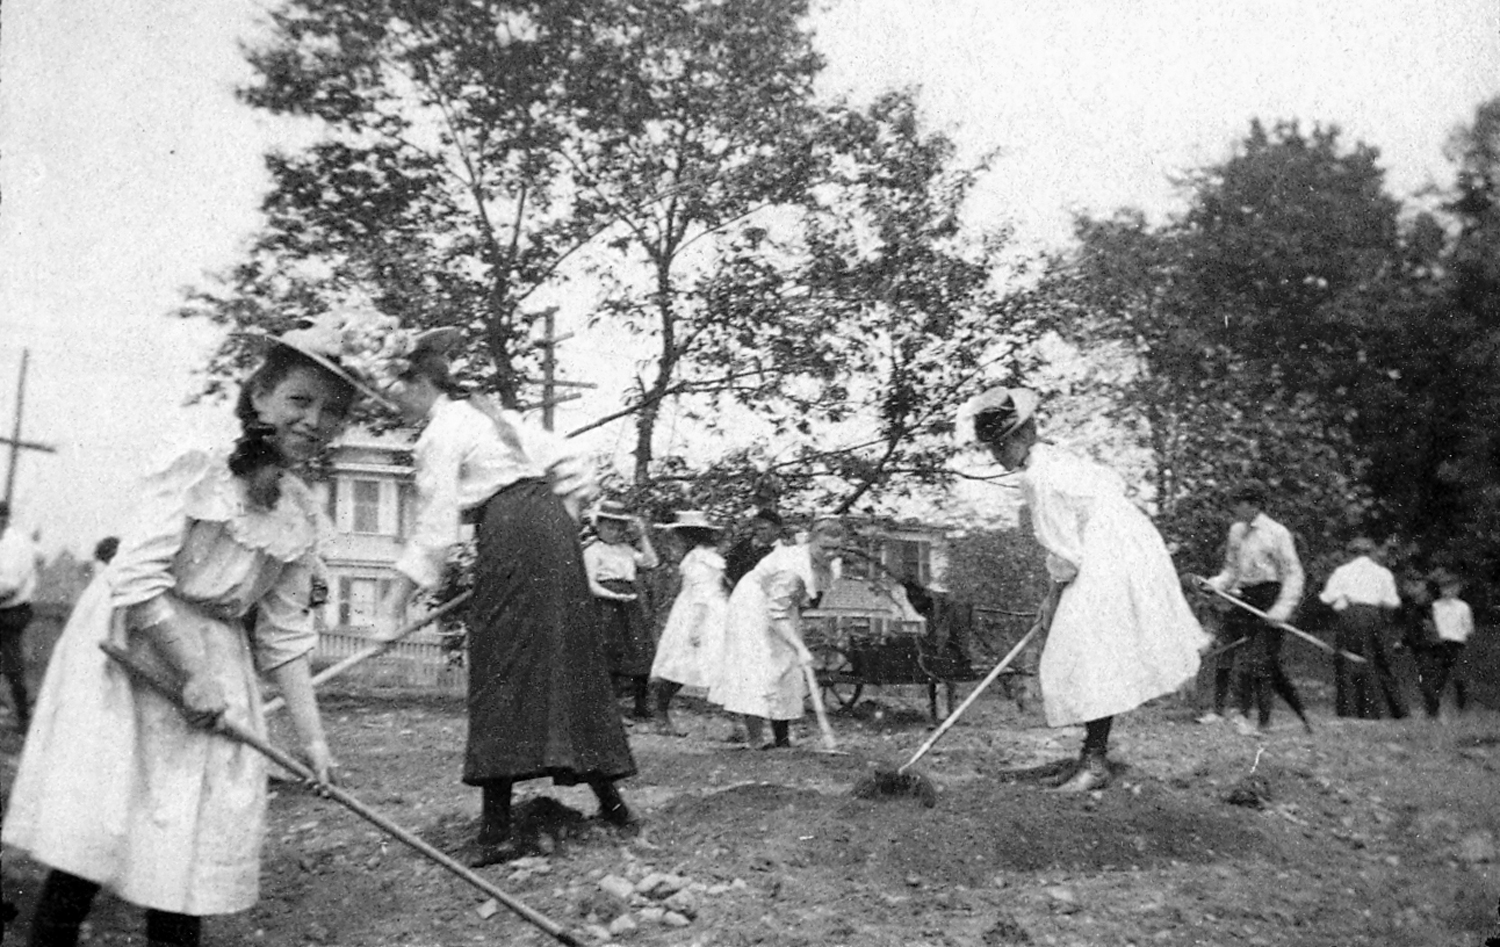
[
  {"left": 898, "top": 619, "right": 1042, "bottom": 776},
  {"left": 101, "top": 642, "right": 582, "bottom": 947},
  {"left": 801, "top": 662, "right": 840, "bottom": 752},
  {"left": 263, "top": 592, "right": 474, "bottom": 715},
  {"left": 1192, "top": 578, "right": 1367, "bottom": 664}
]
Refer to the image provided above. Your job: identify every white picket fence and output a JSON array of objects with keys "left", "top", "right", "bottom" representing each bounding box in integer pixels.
[{"left": 314, "top": 627, "right": 467, "bottom": 692}]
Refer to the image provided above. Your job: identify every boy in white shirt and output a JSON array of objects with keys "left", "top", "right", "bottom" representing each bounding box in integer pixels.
[
  {"left": 1318, "top": 537, "right": 1407, "bottom": 719},
  {"left": 1417, "top": 571, "right": 1473, "bottom": 718}
]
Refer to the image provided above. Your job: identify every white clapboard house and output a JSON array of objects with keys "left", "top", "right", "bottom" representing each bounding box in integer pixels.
[{"left": 309, "top": 429, "right": 468, "bottom": 688}]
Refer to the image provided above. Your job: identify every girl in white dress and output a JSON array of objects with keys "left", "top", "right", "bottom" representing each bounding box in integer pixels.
[
  {"left": 649, "top": 511, "right": 729, "bottom": 736},
  {"left": 583, "top": 501, "right": 660, "bottom": 720},
  {"left": 963, "top": 388, "right": 1208, "bottom": 792},
  {"left": 707, "top": 519, "right": 846, "bottom": 749},
  {"left": 3, "top": 314, "right": 381, "bottom": 945}
]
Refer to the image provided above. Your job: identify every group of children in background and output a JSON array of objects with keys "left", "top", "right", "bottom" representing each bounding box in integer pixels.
[
  {"left": 1196, "top": 481, "right": 1475, "bottom": 737},
  {"left": 583, "top": 502, "right": 838, "bottom": 750}
]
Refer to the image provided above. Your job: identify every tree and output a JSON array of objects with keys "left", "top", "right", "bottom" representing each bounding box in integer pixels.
[
  {"left": 181, "top": 1, "right": 676, "bottom": 406},
  {"left": 1028, "top": 119, "right": 1403, "bottom": 569},
  {"left": 559, "top": 0, "right": 827, "bottom": 482},
  {"left": 1376, "top": 97, "right": 1500, "bottom": 589},
  {"left": 686, "top": 91, "right": 1042, "bottom": 515}
]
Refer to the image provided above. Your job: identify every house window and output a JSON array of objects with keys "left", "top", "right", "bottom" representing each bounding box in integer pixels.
[
  {"left": 888, "top": 539, "right": 931, "bottom": 585},
  {"left": 841, "top": 537, "right": 882, "bottom": 580},
  {"left": 351, "top": 480, "right": 381, "bottom": 534},
  {"left": 334, "top": 477, "right": 405, "bottom": 537},
  {"left": 337, "top": 576, "right": 393, "bottom": 628}
]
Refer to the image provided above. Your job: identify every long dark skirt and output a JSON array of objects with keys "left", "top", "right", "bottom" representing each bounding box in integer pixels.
[
  {"left": 596, "top": 578, "right": 656, "bottom": 678},
  {"left": 464, "top": 480, "right": 636, "bottom": 786}
]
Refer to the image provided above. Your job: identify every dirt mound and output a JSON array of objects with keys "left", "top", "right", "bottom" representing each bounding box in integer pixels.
[{"left": 649, "top": 769, "right": 1272, "bottom": 891}]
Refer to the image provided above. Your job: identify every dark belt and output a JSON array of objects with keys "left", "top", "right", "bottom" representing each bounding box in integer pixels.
[{"left": 461, "top": 477, "right": 547, "bottom": 525}]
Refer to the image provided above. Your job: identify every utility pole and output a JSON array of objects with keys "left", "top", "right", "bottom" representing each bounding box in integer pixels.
[
  {"left": 2, "top": 349, "right": 58, "bottom": 509},
  {"left": 520, "top": 309, "right": 596, "bottom": 433}
]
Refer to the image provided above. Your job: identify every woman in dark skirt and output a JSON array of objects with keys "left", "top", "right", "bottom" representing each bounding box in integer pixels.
[{"left": 379, "top": 329, "right": 635, "bottom": 864}]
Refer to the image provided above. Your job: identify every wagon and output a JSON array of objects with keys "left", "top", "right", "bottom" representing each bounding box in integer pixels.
[{"left": 802, "top": 580, "right": 1038, "bottom": 722}]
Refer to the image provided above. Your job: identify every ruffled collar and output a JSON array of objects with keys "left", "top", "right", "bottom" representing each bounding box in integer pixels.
[{"left": 182, "top": 449, "right": 326, "bottom": 562}]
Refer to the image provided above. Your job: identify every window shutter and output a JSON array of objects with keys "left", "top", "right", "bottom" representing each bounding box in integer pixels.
[
  {"left": 333, "top": 478, "right": 352, "bottom": 533},
  {"left": 378, "top": 480, "right": 399, "bottom": 535},
  {"left": 337, "top": 576, "right": 353, "bottom": 627}
]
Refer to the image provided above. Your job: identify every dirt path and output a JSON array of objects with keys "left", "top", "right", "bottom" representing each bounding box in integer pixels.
[{"left": 4, "top": 687, "right": 1499, "bottom": 946}]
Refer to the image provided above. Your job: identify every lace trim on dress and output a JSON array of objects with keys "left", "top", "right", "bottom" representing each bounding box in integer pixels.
[{"left": 171, "top": 448, "right": 324, "bottom": 562}]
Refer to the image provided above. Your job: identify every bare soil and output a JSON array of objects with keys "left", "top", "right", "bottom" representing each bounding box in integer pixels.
[{"left": 4, "top": 677, "right": 1499, "bottom": 947}]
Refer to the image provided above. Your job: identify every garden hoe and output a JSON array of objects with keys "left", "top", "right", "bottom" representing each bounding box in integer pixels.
[
  {"left": 853, "top": 617, "right": 1043, "bottom": 807},
  {"left": 261, "top": 591, "right": 472, "bottom": 715},
  {"left": 101, "top": 641, "right": 584, "bottom": 947},
  {"left": 1189, "top": 577, "right": 1367, "bottom": 664}
]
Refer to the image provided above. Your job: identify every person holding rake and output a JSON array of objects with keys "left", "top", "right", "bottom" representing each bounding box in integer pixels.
[
  {"left": 2, "top": 310, "right": 382, "bottom": 946},
  {"left": 962, "top": 387, "right": 1209, "bottom": 792},
  {"left": 378, "top": 327, "right": 636, "bottom": 866},
  {"left": 707, "top": 518, "right": 847, "bottom": 750}
]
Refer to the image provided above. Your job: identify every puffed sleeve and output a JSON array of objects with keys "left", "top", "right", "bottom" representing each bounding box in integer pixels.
[
  {"left": 765, "top": 567, "right": 810, "bottom": 626},
  {"left": 1022, "top": 470, "right": 1085, "bottom": 584},
  {"left": 108, "top": 449, "right": 215, "bottom": 624},
  {"left": 395, "top": 422, "right": 465, "bottom": 590},
  {"left": 249, "top": 553, "right": 319, "bottom": 672}
]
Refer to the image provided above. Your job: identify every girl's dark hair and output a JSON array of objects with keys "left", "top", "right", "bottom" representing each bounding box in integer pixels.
[
  {"left": 401, "top": 348, "right": 466, "bottom": 397},
  {"left": 675, "top": 526, "right": 718, "bottom": 549},
  {"left": 230, "top": 346, "right": 355, "bottom": 504}
]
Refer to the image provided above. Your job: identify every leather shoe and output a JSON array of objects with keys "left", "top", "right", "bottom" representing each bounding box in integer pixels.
[
  {"left": 465, "top": 837, "right": 533, "bottom": 868},
  {"left": 1051, "top": 765, "right": 1109, "bottom": 793}
]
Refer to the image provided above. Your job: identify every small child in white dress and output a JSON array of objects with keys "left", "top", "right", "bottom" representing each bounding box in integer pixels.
[{"left": 649, "top": 511, "right": 729, "bottom": 736}]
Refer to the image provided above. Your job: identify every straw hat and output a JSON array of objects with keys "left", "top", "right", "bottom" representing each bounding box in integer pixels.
[
  {"left": 592, "top": 500, "right": 634, "bottom": 524},
  {"left": 663, "top": 510, "right": 719, "bottom": 532},
  {"left": 239, "top": 307, "right": 412, "bottom": 410},
  {"left": 957, "top": 387, "right": 1039, "bottom": 444}
]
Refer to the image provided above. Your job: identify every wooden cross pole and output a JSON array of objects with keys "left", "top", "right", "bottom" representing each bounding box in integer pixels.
[{"left": 3, "top": 349, "right": 59, "bottom": 509}]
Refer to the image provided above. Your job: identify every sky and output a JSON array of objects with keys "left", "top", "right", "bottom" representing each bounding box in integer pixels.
[{"left": 1, "top": 0, "right": 1497, "bottom": 555}]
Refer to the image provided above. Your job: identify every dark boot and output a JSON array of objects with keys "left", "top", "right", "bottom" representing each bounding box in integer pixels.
[
  {"left": 769, "top": 719, "right": 791, "bottom": 748},
  {"left": 591, "top": 779, "right": 639, "bottom": 830},
  {"left": 469, "top": 780, "right": 531, "bottom": 866},
  {"left": 478, "top": 780, "right": 513, "bottom": 844},
  {"left": 1051, "top": 750, "right": 1109, "bottom": 793},
  {"left": 28, "top": 871, "right": 99, "bottom": 947},
  {"left": 1052, "top": 717, "right": 1112, "bottom": 793},
  {"left": 145, "top": 910, "right": 201, "bottom": 947},
  {"left": 654, "top": 681, "right": 686, "bottom": 736},
  {"left": 631, "top": 675, "right": 652, "bottom": 720}
]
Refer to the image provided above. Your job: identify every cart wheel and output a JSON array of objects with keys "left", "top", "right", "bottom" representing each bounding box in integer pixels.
[{"left": 812, "top": 644, "right": 863, "bottom": 711}]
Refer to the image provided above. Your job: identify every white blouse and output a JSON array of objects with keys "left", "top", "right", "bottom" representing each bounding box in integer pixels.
[
  {"left": 395, "top": 395, "right": 563, "bottom": 589},
  {"left": 113, "top": 447, "right": 325, "bottom": 670},
  {"left": 1021, "top": 443, "right": 1131, "bottom": 584},
  {"left": 584, "top": 540, "right": 658, "bottom": 584}
]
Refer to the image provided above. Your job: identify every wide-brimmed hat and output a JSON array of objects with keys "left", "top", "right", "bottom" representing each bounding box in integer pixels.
[
  {"left": 239, "top": 306, "right": 411, "bottom": 410},
  {"left": 663, "top": 510, "right": 719, "bottom": 532},
  {"left": 957, "top": 387, "right": 1039, "bottom": 444},
  {"left": 592, "top": 500, "right": 634, "bottom": 524}
]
